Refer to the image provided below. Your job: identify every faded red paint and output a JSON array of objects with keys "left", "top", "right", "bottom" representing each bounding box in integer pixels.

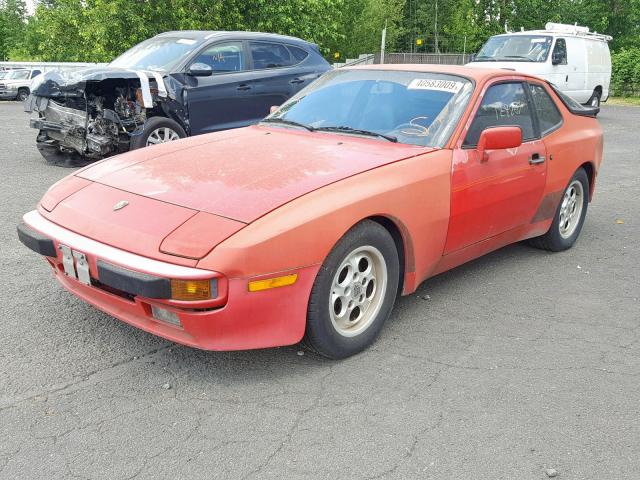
[{"left": 22, "top": 65, "right": 603, "bottom": 351}]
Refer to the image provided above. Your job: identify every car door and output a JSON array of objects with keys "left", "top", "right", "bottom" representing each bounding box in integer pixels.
[
  {"left": 245, "top": 41, "right": 318, "bottom": 118},
  {"left": 444, "top": 81, "right": 547, "bottom": 253},
  {"left": 185, "top": 41, "right": 256, "bottom": 134},
  {"left": 548, "top": 37, "right": 569, "bottom": 91}
]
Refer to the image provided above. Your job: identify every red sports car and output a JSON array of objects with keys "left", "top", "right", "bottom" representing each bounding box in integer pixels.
[{"left": 18, "top": 65, "right": 603, "bottom": 359}]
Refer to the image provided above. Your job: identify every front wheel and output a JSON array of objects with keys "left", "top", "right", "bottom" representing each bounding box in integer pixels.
[
  {"left": 17, "top": 88, "right": 29, "bottom": 102},
  {"left": 304, "top": 220, "right": 400, "bottom": 359},
  {"left": 528, "top": 168, "right": 590, "bottom": 252},
  {"left": 129, "top": 116, "right": 186, "bottom": 150}
]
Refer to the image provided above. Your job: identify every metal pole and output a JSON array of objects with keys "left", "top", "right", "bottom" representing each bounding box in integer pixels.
[
  {"left": 434, "top": 0, "right": 439, "bottom": 54},
  {"left": 380, "top": 19, "right": 387, "bottom": 64}
]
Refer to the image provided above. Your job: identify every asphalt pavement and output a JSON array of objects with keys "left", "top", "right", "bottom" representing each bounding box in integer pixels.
[{"left": 0, "top": 101, "right": 638, "bottom": 479}]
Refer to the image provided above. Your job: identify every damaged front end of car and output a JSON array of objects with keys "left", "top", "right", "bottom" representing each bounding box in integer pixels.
[{"left": 25, "top": 68, "right": 187, "bottom": 166}]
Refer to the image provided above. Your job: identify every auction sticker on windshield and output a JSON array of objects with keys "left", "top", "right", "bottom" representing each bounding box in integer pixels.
[{"left": 407, "top": 78, "right": 464, "bottom": 93}]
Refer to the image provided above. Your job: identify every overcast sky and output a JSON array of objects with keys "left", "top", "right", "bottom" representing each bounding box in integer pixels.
[{"left": 25, "top": 0, "right": 36, "bottom": 15}]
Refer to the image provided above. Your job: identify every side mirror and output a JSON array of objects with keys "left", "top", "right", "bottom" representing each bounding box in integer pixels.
[
  {"left": 477, "top": 126, "right": 522, "bottom": 161},
  {"left": 187, "top": 62, "right": 213, "bottom": 77},
  {"left": 468, "top": 53, "right": 476, "bottom": 62},
  {"left": 269, "top": 105, "right": 279, "bottom": 114},
  {"left": 551, "top": 52, "right": 563, "bottom": 65}
]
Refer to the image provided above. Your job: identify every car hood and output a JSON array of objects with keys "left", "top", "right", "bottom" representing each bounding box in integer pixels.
[
  {"left": 1, "top": 79, "right": 28, "bottom": 86},
  {"left": 31, "top": 67, "right": 168, "bottom": 98},
  {"left": 77, "top": 125, "right": 432, "bottom": 223}
]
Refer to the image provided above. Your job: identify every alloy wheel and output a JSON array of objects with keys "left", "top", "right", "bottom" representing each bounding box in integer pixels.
[
  {"left": 329, "top": 246, "right": 388, "bottom": 337},
  {"left": 558, "top": 179, "right": 585, "bottom": 239},
  {"left": 146, "top": 127, "right": 180, "bottom": 146}
]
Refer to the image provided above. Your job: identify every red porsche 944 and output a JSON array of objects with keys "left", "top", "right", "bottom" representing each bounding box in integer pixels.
[{"left": 18, "top": 65, "right": 603, "bottom": 358}]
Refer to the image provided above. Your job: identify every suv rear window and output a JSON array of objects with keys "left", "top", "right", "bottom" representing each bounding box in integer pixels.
[{"left": 250, "top": 42, "right": 294, "bottom": 69}]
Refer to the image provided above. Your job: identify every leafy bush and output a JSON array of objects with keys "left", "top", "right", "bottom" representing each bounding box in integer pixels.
[{"left": 611, "top": 48, "right": 640, "bottom": 97}]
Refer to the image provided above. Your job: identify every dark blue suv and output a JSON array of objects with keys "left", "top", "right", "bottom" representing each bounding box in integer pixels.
[{"left": 28, "top": 31, "right": 331, "bottom": 165}]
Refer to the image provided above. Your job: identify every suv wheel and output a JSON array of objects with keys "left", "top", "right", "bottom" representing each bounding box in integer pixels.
[{"left": 130, "top": 116, "right": 186, "bottom": 150}]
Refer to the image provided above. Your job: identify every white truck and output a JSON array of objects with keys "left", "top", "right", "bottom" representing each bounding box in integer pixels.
[
  {"left": 467, "top": 23, "right": 612, "bottom": 107},
  {"left": 0, "top": 68, "right": 43, "bottom": 101}
]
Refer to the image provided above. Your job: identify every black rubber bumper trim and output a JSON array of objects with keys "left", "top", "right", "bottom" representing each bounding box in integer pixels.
[
  {"left": 17, "top": 223, "right": 57, "bottom": 257},
  {"left": 97, "top": 260, "right": 171, "bottom": 299}
]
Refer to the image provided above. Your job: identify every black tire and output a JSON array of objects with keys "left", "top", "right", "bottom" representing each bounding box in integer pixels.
[
  {"left": 587, "top": 89, "right": 601, "bottom": 109},
  {"left": 129, "top": 116, "right": 186, "bottom": 150},
  {"left": 304, "top": 220, "right": 400, "bottom": 359},
  {"left": 17, "top": 88, "right": 29, "bottom": 102},
  {"left": 528, "top": 168, "right": 590, "bottom": 252}
]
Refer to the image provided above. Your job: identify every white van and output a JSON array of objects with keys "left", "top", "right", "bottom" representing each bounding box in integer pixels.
[{"left": 467, "top": 23, "right": 612, "bottom": 107}]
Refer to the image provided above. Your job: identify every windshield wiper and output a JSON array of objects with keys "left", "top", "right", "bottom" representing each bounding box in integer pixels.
[
  {"left": 500, "top": 55, "right": 534, "bottom": 61},
  {"left": 260, "top": 117, "right": 315, "bottom": 132},
  {"left": 314, "top": 126, "right": 397, "bottom": 143}
]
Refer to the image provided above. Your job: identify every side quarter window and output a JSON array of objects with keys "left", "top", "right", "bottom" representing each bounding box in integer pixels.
[
  {"left": 192, "top": 42, "right": 245, "bottom": 73},
  {"left": 250, "top": 41, "right": 295, "bottom": 69},
  {"left": 463, "top": 82, "right": 536, "bottom": 147},
  {"left": 287, "top": 45, "right": 309, "bottom": 63},
  {"left": 529, "top": 83, "right": 563, "bottom": 135}
]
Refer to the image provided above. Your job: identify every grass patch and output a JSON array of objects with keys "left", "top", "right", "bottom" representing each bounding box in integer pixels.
[{"left": 606, "top": 97, "right": 640, "bottom": 106}]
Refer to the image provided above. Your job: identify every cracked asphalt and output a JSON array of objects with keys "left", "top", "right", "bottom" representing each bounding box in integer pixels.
[{"left": 0, "top": 101, "right": 638, "bottom": 480}]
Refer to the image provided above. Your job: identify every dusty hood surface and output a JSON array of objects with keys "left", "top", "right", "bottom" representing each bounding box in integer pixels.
[{"left": 78, "top": 126, "right": 432, "bottom": 223}]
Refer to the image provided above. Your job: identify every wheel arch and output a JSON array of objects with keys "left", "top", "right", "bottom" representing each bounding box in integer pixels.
[
  {"left": 578, "top": 161, "right": 596, "bottom": 200},
  {"left": 361, "top": 215, "right": 415, "bottom": 296}
]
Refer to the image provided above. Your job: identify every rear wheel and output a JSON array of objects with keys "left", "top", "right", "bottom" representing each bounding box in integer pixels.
[
  {"left": 528, "top": 168, "right": 589, "bottom": 252},
  {"left": 304, "top": 220, "right": 399, "bottom": 359},
  {"left": 129, "top": 116, "right": 186, "bottom": 150}
]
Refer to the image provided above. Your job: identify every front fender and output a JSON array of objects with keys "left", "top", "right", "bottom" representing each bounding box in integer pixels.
[{"left": 197, "top": 149, "right": 453, "bottom": 294}]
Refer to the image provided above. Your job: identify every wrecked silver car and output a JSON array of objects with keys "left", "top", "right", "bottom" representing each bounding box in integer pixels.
[{"left": 26, "top": 30, "right": 330, "bottom": 166}]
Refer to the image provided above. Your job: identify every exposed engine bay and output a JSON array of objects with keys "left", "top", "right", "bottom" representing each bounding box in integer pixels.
[{"left": 25, "top": 68, "right": 187, "bottom": 165}]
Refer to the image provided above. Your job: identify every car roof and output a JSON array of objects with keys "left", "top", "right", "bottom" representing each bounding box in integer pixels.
[
  {"left": 154, "top": 30, "right": 312, "bottom": 46},
  {"left": 346, "top": 63, "right": 546, "bottom": 83}
]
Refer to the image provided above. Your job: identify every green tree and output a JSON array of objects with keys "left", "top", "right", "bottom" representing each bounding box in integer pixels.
[{"left": 0, "top": 0, "right": 27, "bottom": 60}]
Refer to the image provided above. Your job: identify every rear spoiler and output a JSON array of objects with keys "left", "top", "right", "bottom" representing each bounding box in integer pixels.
[{"left": 549, "top": 83, "right": 599, "bottom": 118}]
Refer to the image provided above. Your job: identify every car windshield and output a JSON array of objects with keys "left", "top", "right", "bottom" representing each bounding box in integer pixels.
[
  {"left": 5, "top": 70, "right": 30, "bottom": 80},
  {"left": 475, "top": 35, "right": 553, "bottom": 62},
  {"left": 109, "top": 37, "right": 201, "bottom": 72},
  {"left": 263, "top": 69, "right": 473, "bottom": 147}
]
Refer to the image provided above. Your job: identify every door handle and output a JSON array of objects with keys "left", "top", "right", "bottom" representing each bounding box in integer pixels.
[
  {"left": 290, "top": 78, "right": 305, "bottom": 84},
  {"left": 529, "top": 153, "right": 546, "bottom": 165},
  {"left": 237, "top": 84, "right": 251, "bottom": 91}
]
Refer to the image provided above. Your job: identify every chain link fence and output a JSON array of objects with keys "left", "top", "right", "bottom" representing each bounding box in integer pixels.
[{"left": 374, "top": 52, "right": 471, "bottom": 65}]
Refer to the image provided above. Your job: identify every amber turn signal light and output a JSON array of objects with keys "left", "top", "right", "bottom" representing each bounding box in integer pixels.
[
  {"left": 170, "top": 279, "right": 215, "bottom": 301},
  {"left": 248, "top": 274, "right": 298, "bottom": 292}
]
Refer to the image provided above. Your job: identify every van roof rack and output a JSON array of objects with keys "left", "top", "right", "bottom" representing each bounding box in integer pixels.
[{"left": 543, "top": 22, "right": 613, "bottom": 42}]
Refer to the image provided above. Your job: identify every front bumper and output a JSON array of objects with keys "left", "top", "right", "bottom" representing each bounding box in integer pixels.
[{"left": 19, "top": 211, "right": 318, "bottom": 350}]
